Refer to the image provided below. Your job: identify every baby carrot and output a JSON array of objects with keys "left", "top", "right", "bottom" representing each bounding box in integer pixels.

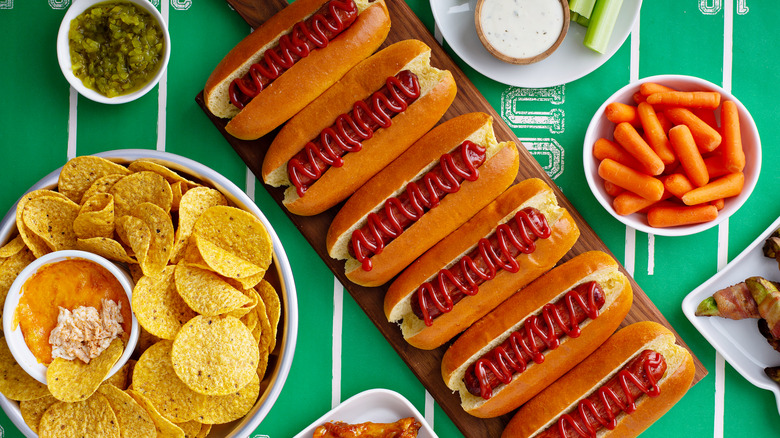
[
  {"left": 711, "top": 198, "right": 725, "bottom": 210},
  {"left": 668, "top": 125, "right": 709, "bottom": 187},
  {"left": 613, "top": 190, "right": 672, "bottom": 215},
  {"left": 604, "top": 180, "right": 625, "bottom": 197},
  {"left": 703, "top": 155, "right": 730, "bottom": 179},
  {"left": 662, "top": 173, "right": 695, "bottom": 199},
  {"left": 646, "top": 91, "right": 721, "bottom": 109},
  {"left": 681, "top": 172, "right": 744, "bottom": 206},
  {"left": 633, "top": 92, "right": 647, "bottom": 104},
  {"left": 665, "top": 107, "right": 723, "bottom": 153},
  {"left": 647, "top": 204, "right": 718, "bottom": 228},
  {"left": 640, "top": 82, "right": 676, "bottom": 96},
  {"left": 598, "top": 158, "right": 665, "bottom": 201},
  {"left": 656, "top": 111, "right": 674, "bottom": 133},
  {"left": 721, "top": 100, "right": 746, "bottom": 172},
  {"left": 637, "top": 102, "right": 676, "bottom": 165},
  {"left": 692, "top": 108, "right": 719, "bottom": 132},
  {"left": 613, "top": 122, "right": 665, "bottom": 175},
  {"left": 593, "top": 138, "right": 644, "bottom": 170},
  {"left": 605, "top": 102, "right": 641, "bottom": 127}
]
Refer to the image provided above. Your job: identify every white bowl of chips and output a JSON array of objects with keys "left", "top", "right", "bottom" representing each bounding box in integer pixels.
[
  {"left": 3, "top": 249, "right": 139, "bottom": 387},
  {"left": 0, "top": 150, "right": 298, "bottom": 438}
]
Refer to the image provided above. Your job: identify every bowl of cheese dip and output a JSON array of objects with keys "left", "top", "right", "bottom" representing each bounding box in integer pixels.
[{"left": 475, "top": 0, "right": 570, "bottom": 65}]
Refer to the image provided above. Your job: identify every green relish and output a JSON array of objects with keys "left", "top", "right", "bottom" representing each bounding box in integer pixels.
[{"left": 69, "top": 1, "right": 164, "bottom": 98}]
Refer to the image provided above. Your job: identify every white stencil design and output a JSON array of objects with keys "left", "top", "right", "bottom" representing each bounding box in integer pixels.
[
  {"left": 149, "top": 0, "right": 159, "bottom": 7},
  {"left": 501, "top": 85, "right": 565, "bottom": 105},
  {"left": 0, "top": 0, "right": 12, "bottom": 10},
  {"left": 737, "top": 0, "right": 749, "bottom": 14},
  {"left": 699, "top": 0, "right": 721, "bottom": 14},
  {"left": 519, "top": 138, "right": 565, "bottom": 180},
  {"left": 251, "top": 435, "right": 270, "bottom": 438},
  {"left": 502, "top": 108, "right": 564, "bottom": 134},
  {"left": 49, "top": 0, "right": 69, "bottom": 10},
  {"left": 171, "top": 0, "right": 192, "bottom": 10}
]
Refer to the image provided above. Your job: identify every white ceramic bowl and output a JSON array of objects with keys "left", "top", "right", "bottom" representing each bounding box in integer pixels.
[
  {"left": 0, "top": 150, "right": 298, "bottom": 438},
  {"left": 2, "top": 250, "right": 139, "bottom": 386},
  {"left": 56, "top": 0, "right": 171, "bottom": 104},
  {"left": 583, "top": 74, "right": 761, "bottom": 236}
]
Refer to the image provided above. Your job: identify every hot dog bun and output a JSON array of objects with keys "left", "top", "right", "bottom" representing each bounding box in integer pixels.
[
  {"left": 440, "top": 251, "right": 633, "bottom": 418},
  {"left": 326, "top": 112, "right": 520, "bottom": 287},
  {"left": 384, "top": 178, "right": 580, "bottom": 350},
  {"left": 262, "top": 39, "right": 457, "bottom": 216},
  {"left": 502, "top": 321, "right": 695, "bottom": 438},
  {"left": 204, "top": 0, "right": 391, "bottom": 140}
]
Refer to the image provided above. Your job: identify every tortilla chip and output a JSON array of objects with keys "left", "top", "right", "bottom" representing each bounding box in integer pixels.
[
  {"left": 191, "top": 206, "right": 272, "bottom": 279},
  {"left": 256, "top": 280, "right": 281, "bottom": 353},
  {"left": 47, "top": 338, "right": 124, "bottom": 402},
  {"left": 171, "top": 315, "right": 259, "bottom": 396},
  {"left": 128, "top": 160, "right": 196, "bottom": 186},
  {"left": 174, "top": 264, "right": 252, "bottom": 316},
  {"left": 196, "top": 373, "right": 259, "bottom": 425},
  {"left": 132, "top": 266, "right": 196, "bottom": 340},
  {"left": 81, "top": 173, "right": 127, "bottom": 204},
  {"left": 227, "top": 287, "right": 258, "bottom": 319},
  {"left": 98, "top": 384, "right": 157, "bottom": 438},
  {"left": 39, "top": 393, "right": 120, "bottom": 437},
  {"left": 0, "top": 338, "right": 51, "bottom": 401},
  {"left": 110, "top": 171, "right": 173, "bottom": 217},
  {"left": 58, "top": 156, "right": 131, "bottom": 203},
  {"left": 0, "top": 247, "right": 36, "bottom": 315},
  {"left": 129, "top": 202, "right": 174, "bottom": 278},
  {"left": 0, "top": 235, "right": 26, "bottom": 259},
  {"left": 76, "top": 237, "right": 137, "bottom": 264},
  {"left": 74, "top": 193, "right": 115, "bottom": 239},
  {"left": 127, "top": 389, "right": 186, "bottom": 438},
  {"left": 196, "top": 423, "right": 212, "bottom": 438},
  {"left": 133, "top": 340, "right": 202, "bottom": 423},
  {"left": 175, "top": 420, "right": 203, "bottom": 438},
  {"left": 19, "top": 394, "right": 58, "bottom": 434},
  {"left": 170, "top": 181, "right": 189, "bottom": 212},
  {"left": 22, "top": 195, "right": 80, "bottom": 252},
  {"left": 103, "top": 360, "right": 134, "bottom": 390},
  {"left": 15, "top": 189, "right": 69, "bottom": 258},
  {"left": 116, "top": 215, "right": 151, "bottom": 268},
  {"left": 170, "top": 187, "right": 227, "bottom": 263}
]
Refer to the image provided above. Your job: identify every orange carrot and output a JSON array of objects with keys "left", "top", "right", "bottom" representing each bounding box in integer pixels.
[
  {"left": 604, "top": 180, "right": 625, "bottom": 197},
  {"left": 692, "top": 107, "right": 719, "bottom": 132},
  {"left": 633, "top": 92, "right": 647, "bottom": 104},
  {"left": 668, "top": 125, "right": 709, "bottom": 187},
  {"left": 640, "top": 82, "right": 676, "bottom": 96},
  {"left": 647, "top": 204, "right": 718, "bottom": 228},
  {"left": 613, "top": 122, "right": 665, "bottom": 175},
  {"left": 665, "top": 107, "right": 722, "bottom": 153},
  {"left": 598, "top": 158, "right": 665, "bottom": 201},
  {"left": 646, "top": 91, "right": 721, "bottom": 109},
  {"left": 613, "top": 190, "right": 672, "bottom": 216},
  {"left": 681, "top": 172, "right": 744, "bottom": 206},
  {"left": 721, "top": 100, "right": 745, "bottom": 172},
  {"left": 605, "top": 102, "right": 641, "bottom": 127},
  {"left": 703, "top": 155, "right": 730, "bottom": 179},
  {"left": 593, "top": 138, "right": 644, "bottom": 170},
  {"left": 656, "top": 111, "right": 674, "bottom": 133},
  {"left": 637, "top": 102, "right": 676, "bottom": 165},
  {"left": 662, "top": 173, "right": 695, "bottom": 199},
  {"left": 711, "top": 198, "right": 725, "bottom": 210}
]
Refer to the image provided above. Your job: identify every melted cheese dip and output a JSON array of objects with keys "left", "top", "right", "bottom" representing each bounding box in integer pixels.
[{"left": 479, "top": 0, "right": 565, "bottom": 59}]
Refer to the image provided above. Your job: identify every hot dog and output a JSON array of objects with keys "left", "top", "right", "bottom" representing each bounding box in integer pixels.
[
  {"left": 204, "top": 0, "right": 391, "bottom": 140},
  {"left": 383, "top": 178, "right": 580, "bottom": 350},
  {"left": 262, "top": 39, "right": 457, "bottom": 216},
  {"left": 440, "top": 251, "right": 633, "bottom": 418},
  {"left": 325, "top": 112, "right": 520, "bottom": 287},
  {"left": 502, "top": 321, "right": 695, "bottom": 438}
]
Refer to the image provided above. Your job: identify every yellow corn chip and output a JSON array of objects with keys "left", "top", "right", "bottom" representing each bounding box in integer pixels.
[
  {"left": 47, "top": 338, "right": 124, "bottom": 402},
  {"left": 81, "top": 173, "right": 127, "bottom": 204},
  {"left": 129, "top": 202, "right": 174, "bottom": 278},
  {"left": 256, "top": 280, "right": 281, "bottom": 353},
  {"left": 128, "top": 160, "right": 196, "bottom": 186},
  {"left": 98, "top": 384, "right": 157, "bottom": 438},
  {"left": 110, "top": 171, "right": 173, "bottom": 217},
  {"left": 76, "top": 237, "right": 137, "bottom": 264},
  {"left": 22, "top": 195, "right": 80, "bottom": 252},
  {"left": 0, "top": 235, "right": 26, "bottom": 259},
  {"left": 132, "top": 266, "right": 196, "bottom": 340},
  {"left": 15, "top": 189, "right": 68, "bottom": 258},
  {"left": 0, "top": 338, "right": 51, "bottom": 401},
  {"left": 196, "top": 373, "right": 259, "bottom": 425},
  {"left": 174, "top": 264, "right": 252, "bottom": 316},
  {"left": 170, "top": 187, "right": 227, "bottom": 263},
  {"left": 74, "top": 193, "right": 115, "bottom": 239},
  {"left": 0, "top": 247, "right": 35, "bottom": 315},
  {"left": 127, "top": 389, "right": 186, "bottom": 438},
  {"left": 58, "top": 156, "right": 131, "bottom": 204},
  {"left": 39, "top": 393, "right": 120, "bottom": 437},
  {"left": 19, "top": 394, "right": 58, "bottom": 434}
]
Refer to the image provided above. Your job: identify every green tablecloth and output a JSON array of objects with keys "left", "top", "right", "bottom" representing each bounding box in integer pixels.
[{"left": 0, "top": 1, "right": 777, "bottom": 437}]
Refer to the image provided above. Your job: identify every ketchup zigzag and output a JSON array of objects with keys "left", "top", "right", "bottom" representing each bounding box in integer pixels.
[
  {"left": 229, "top": 0, "right": 359, "bottom": 109},
  {"left": 349, "top": 140, "right": 487, "bottom": 271},
  {"left": 287, "top": 70, "right": 421, "bottom": 197}
]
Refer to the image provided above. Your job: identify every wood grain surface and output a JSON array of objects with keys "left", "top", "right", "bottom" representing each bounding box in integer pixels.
[{"left": 196, "top": 1, "right": 707, "bottom": 436}]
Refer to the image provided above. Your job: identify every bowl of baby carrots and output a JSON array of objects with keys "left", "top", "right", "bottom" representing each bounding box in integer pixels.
[{"left": 583, "top": 74, "right": 761, "bottom": 236}]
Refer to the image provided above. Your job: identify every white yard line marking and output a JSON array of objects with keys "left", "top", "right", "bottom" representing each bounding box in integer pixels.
[
  {"left": 332, "top": 277, "right": 344, "bottom": 408},
  {"left": 647, "top": 234, "right": 655, "bottom": 276},
  {"left": 67, "top": 87, "right": 78, "bottom": 160},
  {"left": 157, "top": 0, "right": 169, "bottom": 151},
  {"left": 425, "top": 391, "right": 435, "bottom": 429},
  {"left": 625, "top": 15, "right": 640, "bottom": 272},
  {"left": 624, "top": 227, "right": 636, "bottom": 276}
]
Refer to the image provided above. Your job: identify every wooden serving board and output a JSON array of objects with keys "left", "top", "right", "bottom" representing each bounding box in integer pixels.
[{"left": 196, "top": 1, "right": 707, "bottom": 436}]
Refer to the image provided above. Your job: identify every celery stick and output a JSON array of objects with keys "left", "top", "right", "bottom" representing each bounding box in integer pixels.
[
  {"left": 584, "top": 0, "right": 624, "bottom": 54},
  {"left": 576, "top": 14, "right": 591, "bottom": 27},
  {"left": 569, "top": 0, "right": 597, "bottom": 19}
]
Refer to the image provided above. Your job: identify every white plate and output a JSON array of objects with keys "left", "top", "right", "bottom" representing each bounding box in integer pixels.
[
  {"left": 682, "top": 215, "right": 780, "bottom": 415},
  {"left": 430, "top": 0, "right": 642, "bottom": 88},
  {"left": 293, "top": 388, "right": 438, "bottom": 438},
  {"left": 0, "top": 150, "right": 298, "bottom": 438}
]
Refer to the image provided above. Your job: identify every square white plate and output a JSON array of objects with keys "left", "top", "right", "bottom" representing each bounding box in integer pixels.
[
  {"left": 682, "top": 215, "right": 780, "bottom": 415},
  {"left": 293, "top": 388, "right": 437, "bottom": 438}
]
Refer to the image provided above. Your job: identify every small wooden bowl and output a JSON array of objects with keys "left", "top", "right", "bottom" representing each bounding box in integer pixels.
[{"left": 475, "top": 0, "right": 570, "bottom": 65}]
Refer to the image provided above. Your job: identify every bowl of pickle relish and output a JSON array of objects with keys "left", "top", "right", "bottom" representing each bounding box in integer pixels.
[{"left": 57, "top": 0, "right": 171, "bottom": 104}]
